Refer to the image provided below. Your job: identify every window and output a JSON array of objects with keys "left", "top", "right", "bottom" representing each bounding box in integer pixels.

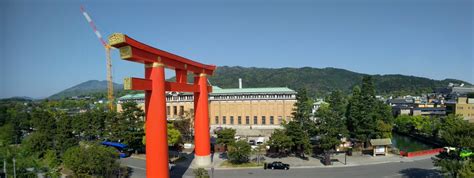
[
  {"left": 262, "top": 116, "right": 266, "bottom": 125},
  {"left": 173, "top": 106, "right": 177, "bottom": 115},
  {"left": 215, "top": 116, "right": 219, "bottom": 124},
  {"left": 179, "top": 106, "right": 184, "bottom": 116},
  {"left": 238, "top": 116, "right": 242, "bottom": 125},
  {"left": 223, "top": 116, "right": 227, "bottom": 124},
  {"left": 246, "top": 116, "right": 250, "bottom": 125},
  {"left": 230, "top": 116, "right": 234, "bottom": 125},
  {"left": 167, "top": 106, "right": 170, "bottom": 115},
  {"left": 270, "top": 116, "right": 274, "bottom": 125},
  {"left": 278, "top": 116, "right": 283, "bottom": 124},
  {"left": 254, "top": 116, "right": 258, "bottom": 124}
]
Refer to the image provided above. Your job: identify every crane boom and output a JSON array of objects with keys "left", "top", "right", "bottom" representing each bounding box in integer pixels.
[{"left": 80, "top": 5, "right": 115, "bottom": 111}]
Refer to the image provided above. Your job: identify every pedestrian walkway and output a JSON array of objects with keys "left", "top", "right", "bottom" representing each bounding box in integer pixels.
[{"left": 187, "top": 153, "right": 434, "bottom": 170}]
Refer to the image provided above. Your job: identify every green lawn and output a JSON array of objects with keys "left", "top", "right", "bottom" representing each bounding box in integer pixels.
[{"left": 220, "top": 161, "right": 264, "bottom": 168}]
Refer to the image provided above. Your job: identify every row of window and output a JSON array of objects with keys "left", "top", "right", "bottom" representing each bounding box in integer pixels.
[
  {"left": 167, "top": 106, "right": 185, "bottom": 116},
  {"left": 211, "top": 94, "right": 296, "bottom": 100},
  {"left": 163, "top": 94, "right": 296, "bottom": 101},
  {"left": 214, "top": 116, "right": 287, "bottom": 125},
  {"left": 457, "top": 106, "right": 474, "bottom": 110}
]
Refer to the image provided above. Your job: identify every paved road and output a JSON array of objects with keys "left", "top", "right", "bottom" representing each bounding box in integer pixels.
[
  {"left": 121, "top": 157, "right": 441, "bottom": 178},
  {"left": 121, "top": 154, "right": 194, "bottom": 178}
]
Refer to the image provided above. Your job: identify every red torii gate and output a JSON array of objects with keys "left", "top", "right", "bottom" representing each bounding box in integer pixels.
[{"left": 109, "top": 33, "right": 216, "bottom": 178}]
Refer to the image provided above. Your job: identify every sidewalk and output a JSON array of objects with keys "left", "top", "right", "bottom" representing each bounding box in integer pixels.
[
  {"left": 131, "top": 152, "right": 435, "bottom": 170},
  {"left": 191, "top": 153, "right": 434, "bottom": 170}
]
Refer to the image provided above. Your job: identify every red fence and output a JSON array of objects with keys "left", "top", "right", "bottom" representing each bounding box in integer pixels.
[{"left": 399, "top": 148, "right": 444, "bottom": 157}]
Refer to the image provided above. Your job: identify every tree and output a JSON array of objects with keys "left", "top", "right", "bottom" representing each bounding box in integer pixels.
[
  {"left": 316, "top": 103, "right": 348, "bottom": 151},
  {"left": 325, "top": 90, "right": 347, "bottom": 116},
  {"left": 0, "top": 145, "right": 40, "bottom": 177},
  {"left": 54, "top": 111, "right": 77, "bottom": 155},
  {"left": 41, "top": 149, "right": 61, "bottom": 177},
  {"left": 346, "top": 76, "right": 393, "bottom": 147},
  {"left": 432, "top": 114, "right": 474, "bottom": 178},
  {"left": 4, "top": 103, "right": 31, "bottom": 144},
  {"left": 227, "top": 140, "right": 251, "bottom": 164},
  {"left": 174, "top": 111, "right": 193, "bottom": 142},
  {"left": 216, "top": 128, "right": 236, "bottom": 147},
  {"left": 394, "top": 115, "right": 413, "bottom": 134},
  {"left": 73, "top": 108, "right": 110, "bottom": 141},
  {"left": 119, "top": 101, "right": 145, "bottom": 151},
  {"left": 440, "top": 114, "right": 474, "bottom": 149},
  {"left": 346, "top": 86, "right": 363, "bottom": 138},
  {"left": 0, "top": 123, "right": 14, "bottom": 146},
  {"left": 30, "top": 108, "right": 56, "bottom": 137},
  {"left": 104, "top": 101, "right": 144, "bottom": 151},
  {"left": 284, "top": 121, "right": 312, "bottom": 157},
  {"left": 292, "top": 88, "right": 314, "bottom": 128},
  {"left": 167, "top": 124, "right": 182, "bottom": 146},
  {"left": 433, "top": 150, "right": 473, "bottom": 178},
  {"left": 142, "top": 123, "right": 182, "bottom": 146},
  {"left": 252, "top": 143, "right": 267, "bottom": 165},
  {"left": 22, "top": 132, "right": 53, "bottom": 157},
  {"left": 373, "top": 100, "right": 394, "bottom": 138},
  {"left": 267, "top": 129, "right": 293, "bottom": 156},
  {"left": 62, "top": 144, "right": 120, "bottom": 177}
]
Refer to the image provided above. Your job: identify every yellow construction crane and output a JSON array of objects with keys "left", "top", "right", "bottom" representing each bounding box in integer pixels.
[{"left": 80, "top": 5, "right": 115, "bottom": 111}]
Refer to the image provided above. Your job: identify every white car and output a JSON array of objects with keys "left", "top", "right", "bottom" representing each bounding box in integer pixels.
[
  {"left": 169, "top": 161, "right": 176, "bottom": 171},
  {"left": 443, "top": 147, "right": 456, "bottom": 153}
]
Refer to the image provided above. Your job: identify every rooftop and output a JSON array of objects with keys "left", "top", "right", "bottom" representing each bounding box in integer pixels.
[
  {"left": 370, "top": 138, "right": 392, "bottom": 146},
  {"left": 118, "top": 86, "right": 296, "bottom": 100},
  {"left": 211, "top": 87, "right": 296, "bottom": 94}
]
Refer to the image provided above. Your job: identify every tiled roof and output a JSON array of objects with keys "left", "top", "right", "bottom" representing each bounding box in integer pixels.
[
  {"left": 119, "top": 86, "right": 296, "bottom": 100},
  {"left": 119, "top": 93, "right": 145, "bottom": 100},
  {"left": 370, "top": 138, "right": 392, "bottom": 146}
]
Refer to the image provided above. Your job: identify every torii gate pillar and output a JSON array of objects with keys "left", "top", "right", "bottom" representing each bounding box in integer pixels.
[
  {"left": 194, "top": 73, "right": 211, "bottom": 166},
  {"left": 109, "top": 33, "right": 216, "bottom": 178}
]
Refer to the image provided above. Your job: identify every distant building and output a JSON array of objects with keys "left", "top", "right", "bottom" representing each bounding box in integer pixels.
[
  {"left": 388, "top": 98, "right": 414, "bottom": 116},
  {"left": 435, "top": 85, "right": 474, "bottom": 99},
  {"left": 311, "top": 99, "right": 327, "bottom": 120},
  {"left": 412, "top": 107, "right": 446, "bottom": 116},
  {"left": 117, "top": 86, "right": 297, "bottom": 138},
  {"left": 389, "top": 96, "right": 447, "bottom": 117},
  {"left": 446, "top": 96, "right": 474, "bottom": 123}
]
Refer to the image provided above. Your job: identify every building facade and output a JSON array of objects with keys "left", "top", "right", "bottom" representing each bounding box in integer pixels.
[
  {"left": 117, "top": 86, "right": 297, "bottom": 137},
  {"left": 446, "top": 96, "right": 474, "bottom": 123}
]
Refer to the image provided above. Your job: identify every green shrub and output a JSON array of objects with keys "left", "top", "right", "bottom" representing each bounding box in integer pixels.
[{"left": 62, "top": 143, "right": 119, "bottom": 177}]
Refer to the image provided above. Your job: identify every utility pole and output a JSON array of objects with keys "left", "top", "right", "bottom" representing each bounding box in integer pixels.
[
  {"left": 12, "top": 158, "right": 16, "bottom": 178},
  {"left": 3, "top": 159, "right": 6, "bottom": 178}
]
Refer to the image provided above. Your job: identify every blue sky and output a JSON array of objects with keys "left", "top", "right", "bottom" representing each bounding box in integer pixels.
[{"left": 0, "top": 0, "right": 472, "bottom": 98}]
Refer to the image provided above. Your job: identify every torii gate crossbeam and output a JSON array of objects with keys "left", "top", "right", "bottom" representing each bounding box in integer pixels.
[{"left": 109, "top": 33, "right": 216, "bottom": 178}]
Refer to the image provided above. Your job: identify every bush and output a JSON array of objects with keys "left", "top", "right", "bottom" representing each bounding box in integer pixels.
[
  {"left": 193, "top": 168, "right": 209, "bottom": 178},
  {"left": 62, "top": 143, "right": 119, "bottom": 177}
]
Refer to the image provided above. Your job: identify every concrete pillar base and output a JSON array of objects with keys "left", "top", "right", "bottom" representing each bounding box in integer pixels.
[{"left": 194, "top": 154, "right": 211, "bottom": 167}]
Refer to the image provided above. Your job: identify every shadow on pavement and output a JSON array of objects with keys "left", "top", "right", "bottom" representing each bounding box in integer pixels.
[
  {"left": 398, "top": 168, "right": 442, "bottom": 178},
  {"left": 171, "top": 151, "right": 195, "bottom": 178}
]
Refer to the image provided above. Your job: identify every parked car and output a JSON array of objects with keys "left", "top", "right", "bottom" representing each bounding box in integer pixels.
[
  {"left": 101, "top": 141, "right": 130, "bottom": 158},
  {"left": 264, "top": 161, "right": 290, "bottom": 170}
]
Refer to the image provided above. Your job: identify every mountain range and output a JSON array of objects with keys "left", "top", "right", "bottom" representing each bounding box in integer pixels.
[
  {"left": 48, "top": 80, "right": 123, "bottom": 100},
  {"left": 47, "top": 66, "right": 471, "bottom": 99}
]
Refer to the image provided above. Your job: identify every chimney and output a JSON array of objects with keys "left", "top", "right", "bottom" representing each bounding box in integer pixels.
[{"left": 239, "top": 78, "right": 242, "bottom": 89}]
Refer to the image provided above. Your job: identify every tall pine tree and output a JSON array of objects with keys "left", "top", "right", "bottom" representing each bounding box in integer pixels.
[{"left": 346, "top": 76, "right": 393, "bottom": 147}]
